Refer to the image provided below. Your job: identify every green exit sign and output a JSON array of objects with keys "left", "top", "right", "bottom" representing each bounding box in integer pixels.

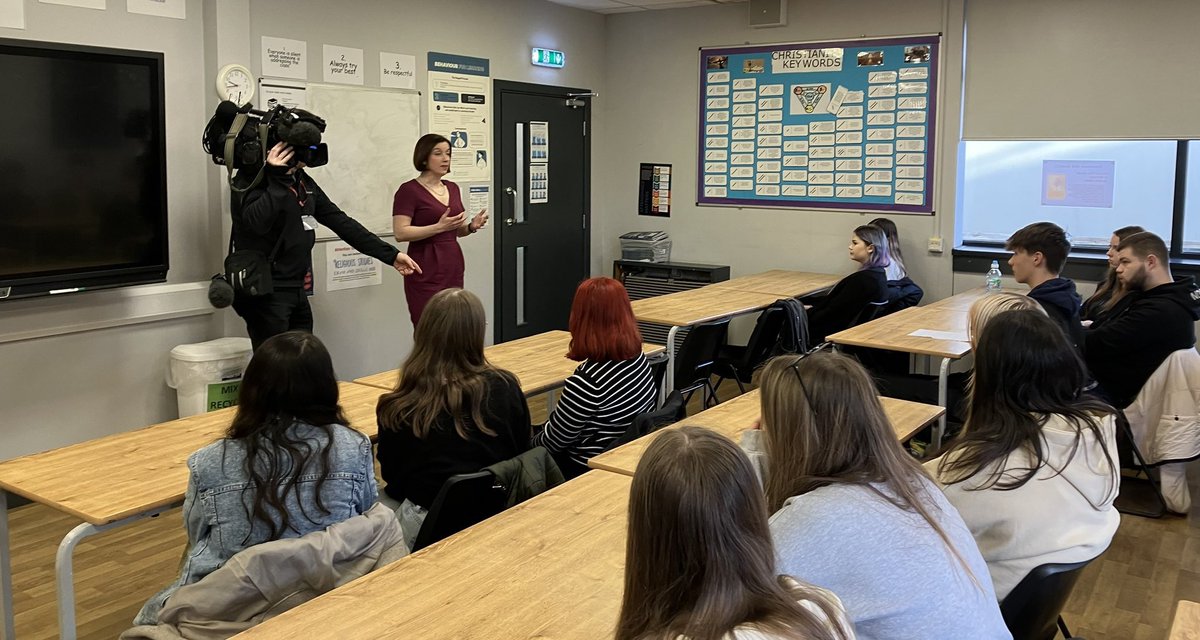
[{"left": 531, "top": 48, "right": 565, "bottom": 68}]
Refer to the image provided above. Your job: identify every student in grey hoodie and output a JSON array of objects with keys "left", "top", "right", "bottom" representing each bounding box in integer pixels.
[{"left": 927, "top": 310, "right": 1119, "bottom": 601}]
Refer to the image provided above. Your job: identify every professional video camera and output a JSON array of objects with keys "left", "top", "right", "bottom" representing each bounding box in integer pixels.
[{"left": 202, "top": 100, "right": 329, "bottom": 175}]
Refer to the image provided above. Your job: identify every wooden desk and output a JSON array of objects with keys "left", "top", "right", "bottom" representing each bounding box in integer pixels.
[
  {"left": 588, "top": 389, "right": 944, "bottom": 477},
  {"left": 630, "top": 287, "right": 784, "bottom": 394},
  {"left": 353, "top": 330, "right": 664, "bottom": 397},
  {"left": 711, "top": 270, "right": 840, "bottom": 298},
  {"left": 0, "top": 381, "right": 382, "bottom": 640},
  {"left": 827, "top": 288, "right": 992, "bottom": 448},
  {"left": 235, "top": 471, "right": 632, "bottom": 639},
  {"left": 1171, "top": 600, "right": 1200, "bottom": 640}
]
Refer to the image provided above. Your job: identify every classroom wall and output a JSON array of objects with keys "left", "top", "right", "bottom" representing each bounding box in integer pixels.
[
  {"left": 598, "top": 0, "right": 964, "bottom": 303},
  {"left": 242, "top": 0, "right": 607, "bottom": 384},
  {"left": 0, "top": 0, "right": 219, "bottom": 458}
]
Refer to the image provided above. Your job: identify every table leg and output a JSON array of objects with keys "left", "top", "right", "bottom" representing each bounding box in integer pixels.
[
  {"left": 0, "top": 491, "right": 14, "bottom": 640},
  {"left": 934, "top": 357, "right": 951, "bottom": 450},
  {"left": 664, "top": 326, "right": 680, "bottom": 404},
  {"left": 54, "top": 504, "right": 178, "bottom": 640}
]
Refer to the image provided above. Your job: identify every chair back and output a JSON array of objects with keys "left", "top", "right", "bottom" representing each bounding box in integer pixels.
[
  {"left": 611, "top": 390, "right": 687, "bottom": 448},
  {"left": 850, "top": 299, "right": 890, "bottom": 328},
  {"left": 737, "top": 307, "right": 786, "bottom": 372},
  {"left": 673, "top": 319, "right": 730, "bottom": 392},
  {"left": 646, "top": 350, "right": 670, "bottom": 395},
  {"left": 999, "top": 559, "right": 1092, "bottom": 640},
  {"left": 411, "top": 471, "right": 507, "bottom": 552}
]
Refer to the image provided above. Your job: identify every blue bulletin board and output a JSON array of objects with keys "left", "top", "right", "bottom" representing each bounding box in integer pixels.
[{"left": 698, "top": 36, "right": 939, "bottom": 214}]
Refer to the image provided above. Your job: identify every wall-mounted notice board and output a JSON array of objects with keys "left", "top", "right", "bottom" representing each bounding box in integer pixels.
[{"left": 698, "top": 35, "right": 939, "bottom": 214}]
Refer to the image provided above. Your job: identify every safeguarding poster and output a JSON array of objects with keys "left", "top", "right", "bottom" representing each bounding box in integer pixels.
[
  {"left": 427, "top": 52, "right": 491, "bottom": 183},
  {"left": 698, "top": 36, "right": 938, "bottom": 214}
]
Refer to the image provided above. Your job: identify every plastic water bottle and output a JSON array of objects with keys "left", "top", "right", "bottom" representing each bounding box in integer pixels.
[{"left": 985, "top": 260, "right": 1002, "bottom": 292}]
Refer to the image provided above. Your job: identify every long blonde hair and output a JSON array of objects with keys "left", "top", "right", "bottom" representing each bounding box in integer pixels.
[
  {"left": 758, "top": 352, "right": 983, "bottom": 589},
  {"left": 617, "top": 427, "right": 849, "bottom": 640},
  {"left": 377, "top": 288, "right": 514, "bottom": 439},
  {"left": 1085, "top": 225, "right": 1145, "bottom": 316}
]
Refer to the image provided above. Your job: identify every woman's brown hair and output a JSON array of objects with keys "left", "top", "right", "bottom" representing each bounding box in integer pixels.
[
  {"left": 1085, "top": 224, "right": 1145, "bottom": 316},
  {"left": 616, "top": 427, "right": 849, "bottom": 640},
  {"left": 412, "top": 133, "right": 450, "bottom": 172},
  {"left": 758, "top": 351, "right": 983, "bottom": 589},
  {"left": 377, "top": 288, "right": 515, "bottom": 439}
]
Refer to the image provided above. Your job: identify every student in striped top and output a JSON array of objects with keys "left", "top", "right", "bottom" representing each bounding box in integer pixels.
[{"left": 532, "top": 277, "right": 657, "bottom": 477}]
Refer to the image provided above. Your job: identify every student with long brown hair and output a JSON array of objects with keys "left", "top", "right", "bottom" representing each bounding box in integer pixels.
[
  {"left": 532, "top": 277, "right": 656, "bottom": 477},
  {"left": 135, "top": 332, "right": 377, "bottom": 624},
  {"left": 617, "top": 427, "right": 853, "bottom": 640},
  {"left": 376, "top": 288, "right": 530, "bottom": 546},
  {"left": 745, "top": 352, "right": 1010, "bottom": 640},
  {"left": 1081, "top": 224, "right": 1144, "bottom": 326},
  {"left": 928, "top": 310, "right": 1119, "bottom": 602}
]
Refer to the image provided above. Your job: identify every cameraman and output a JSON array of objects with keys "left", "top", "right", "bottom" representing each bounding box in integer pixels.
[{"left": 231, "top": 141, "right": 420, "bottom": 349}]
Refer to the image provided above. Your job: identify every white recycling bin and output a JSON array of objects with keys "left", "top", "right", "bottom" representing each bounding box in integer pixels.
[{"left": 167, "top": 337, "right": 254, "bottom": 417}]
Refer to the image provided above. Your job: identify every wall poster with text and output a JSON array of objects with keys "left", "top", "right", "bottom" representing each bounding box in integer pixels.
[{"left": 698, "top": 36, "right": 938, "bottom": 214}]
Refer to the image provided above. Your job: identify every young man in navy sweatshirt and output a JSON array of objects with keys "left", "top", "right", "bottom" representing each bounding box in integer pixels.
[{"left": 1006, "top": 222, "right": 1084, "bottom": 354}]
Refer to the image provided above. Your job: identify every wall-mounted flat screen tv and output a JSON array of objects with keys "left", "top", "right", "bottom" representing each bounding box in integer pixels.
[{"left": 0, "top": 38, "right": 168, "bottom": 300}]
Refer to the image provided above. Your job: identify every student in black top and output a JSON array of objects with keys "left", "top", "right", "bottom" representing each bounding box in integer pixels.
[
  {"left": 231, "top": 142, "right": 420, "bottom": 349},
  {"left": 1081, "top": 225, "right": 1144, "bottom": 327},
  {"left": 802, "top": 224, "right": 890, "bottom": 344},
  {"left": 870, "top": 217, "right": 924, "bottom": 315},
  {"left": 1004, "top": 222, "right": 1084, "bottom": 355},
  {"left": 1085, "top": 232, "right": 1200, "bottom": 408},
  {"left": 375, "top": 288, "right": 530, "bottom": 547}
]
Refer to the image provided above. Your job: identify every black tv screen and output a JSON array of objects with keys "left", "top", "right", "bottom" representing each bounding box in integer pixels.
[{"left": 0, "top": 38, "right": 167, "bottom": 300}]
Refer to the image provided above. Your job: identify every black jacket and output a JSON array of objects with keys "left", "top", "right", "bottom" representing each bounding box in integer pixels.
[
  {"left": 803, "top": 267, "right": 888, "bottom": 343},
  {"left": 230, "top": 168, "right": 399, "bottom": 287},
  {"left": 1028, "top": 277, "right": 1084, "bottom": 355},
  {"left": 1084, "top": 277, "right": 1200, "bottom": 408}
]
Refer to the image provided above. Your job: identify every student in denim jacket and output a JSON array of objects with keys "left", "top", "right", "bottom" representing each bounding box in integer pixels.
[{"left": 134, "top": 331, "right": 377, "bottom": 625}]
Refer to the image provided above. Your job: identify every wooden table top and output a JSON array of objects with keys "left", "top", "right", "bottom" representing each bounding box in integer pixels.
[
  {"left": 921, "top": 287, "right": 1024, "bottom": 311},
  {"left": 711, "top": 270, "right": 841, "bottom": 298},
  {"left": 630, "top": 287, "right": 783, "bottom": 326},
  {"left": 588, "top": 389, "right": 944, "bottom": 477},
  {"left": 234, "top": 470, "right": 632, "bottom": 639},
  {"left": 827, "top": 304, "right": 972, "bottom": 359},
  {"left": 1172, "top": 600, "right": 1200, "bottom": 640},
  {"left": 0, "top": 381, "right": 383, "bottom": 526},
  {"left": 353, "top": 330, "right": 665, "bottom": 394}
]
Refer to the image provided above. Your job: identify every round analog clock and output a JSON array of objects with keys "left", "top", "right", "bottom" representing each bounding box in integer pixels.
[{"left": 215, "top": 63, "right": 254, "bottom": 105}]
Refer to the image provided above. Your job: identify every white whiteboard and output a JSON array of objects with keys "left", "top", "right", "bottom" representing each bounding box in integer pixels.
[{"left": 304, "top": 83, "right": 421, "bottom": 238}]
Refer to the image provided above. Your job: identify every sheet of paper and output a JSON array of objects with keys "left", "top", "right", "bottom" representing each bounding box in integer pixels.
[
  {"left": 127, "top": 0, "right": 184, "bottom": 19},
  {"left": 262, "top": 36, "right": 307, "bottom": 80},
  {"left": 379, "top": 51, "right": 416, "bottom": 89},
  {"left": 0, "top": 0, "right": 24, "bottom": 28},
  {"left": 325, "top": 241, "right": 382, "bottom": 292},
  {"left": 323, "top": 44, "right": 363, "bottom": 85},
  {"left": 908, "top": 329, "right": 969, "bottom": 342},
  {"left": 258, "top": 80, "right": 305, "bottom": 110}
]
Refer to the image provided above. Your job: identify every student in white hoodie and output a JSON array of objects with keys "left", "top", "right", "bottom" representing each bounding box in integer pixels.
[{"left": 927, "top": 309, "right": 1120, "bottom": 602}]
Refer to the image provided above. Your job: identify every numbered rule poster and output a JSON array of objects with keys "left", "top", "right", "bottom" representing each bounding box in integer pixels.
[{"left": 698, "top": 36, "right": 938, "bottom": 213}]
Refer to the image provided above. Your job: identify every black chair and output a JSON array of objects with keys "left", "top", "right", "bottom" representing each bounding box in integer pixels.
[
  {"left": 673, "top": 319, "right": 730, "bottom": 408},
  {"left": 850, "top": 299, "right": 891, "bottom": 327},
  {"left": 713, "top": 307, "right": 785, "bottom": 396},
  {"left": 411, "top": 471, "right": 507, "bottom": 552},
  {"left": 609, "top": 390, "right": 687, "bottom": 449},
  {"left": 647, "top": 350, "right": 670, "bottom": 397},
  {"left": 1113, "top": 410, "right": 1169, "bottom": 518},
  {"left": 1000, "top": 560, "right": 1092, "bottom": 640}
]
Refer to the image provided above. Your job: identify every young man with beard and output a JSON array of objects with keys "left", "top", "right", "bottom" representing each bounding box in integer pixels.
[{"left": 1084, "top": 231, "right": 1200, "bottom": 408}]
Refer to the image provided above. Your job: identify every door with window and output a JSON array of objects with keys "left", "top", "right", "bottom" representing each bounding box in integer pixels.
[{"left": 493, "top": 81, "right": 591, "bottom": 342}]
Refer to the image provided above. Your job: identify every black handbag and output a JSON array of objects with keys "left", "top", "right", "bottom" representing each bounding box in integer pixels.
[{"left": 223, "top": 229, "right": 286, "bottom": 297}]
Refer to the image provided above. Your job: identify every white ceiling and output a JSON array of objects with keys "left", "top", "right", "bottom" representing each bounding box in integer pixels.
[{"left": 546, "top": 0, "right": 747, "bottom": 15}]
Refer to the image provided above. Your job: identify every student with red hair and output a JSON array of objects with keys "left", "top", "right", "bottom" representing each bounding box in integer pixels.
[{"left": 532, "top": 277, "right": 657, "bottom": 477}]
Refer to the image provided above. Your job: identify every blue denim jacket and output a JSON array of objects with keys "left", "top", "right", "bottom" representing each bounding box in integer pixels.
[{"left": 134, "top": 422, "right": 377, "bottom": 625}]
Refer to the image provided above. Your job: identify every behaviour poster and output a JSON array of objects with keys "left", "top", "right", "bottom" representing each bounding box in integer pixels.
[{"left": 698, "top": 36, "right": 938, "bottom": 214}]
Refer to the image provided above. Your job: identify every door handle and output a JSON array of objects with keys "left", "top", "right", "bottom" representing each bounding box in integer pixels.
[{"left": 504, "top": 185, "right": 522, "bottom": 226}]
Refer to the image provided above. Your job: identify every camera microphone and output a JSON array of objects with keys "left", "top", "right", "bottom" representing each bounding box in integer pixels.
[
  {"left": 214, "top": 100, "right": 241, "bottom": 128},
  {"left": 207, "top": 274, "right": 235, "bottom": 309}
]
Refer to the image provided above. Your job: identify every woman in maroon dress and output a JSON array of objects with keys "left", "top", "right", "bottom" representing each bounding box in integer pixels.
[{"left": 393, "top": 134, "right": 489, "bottom": 325}]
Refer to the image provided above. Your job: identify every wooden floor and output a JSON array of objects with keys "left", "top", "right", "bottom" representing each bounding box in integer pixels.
[{"left": 6, "top": 385, "right": 1199, "bottom": 639}]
